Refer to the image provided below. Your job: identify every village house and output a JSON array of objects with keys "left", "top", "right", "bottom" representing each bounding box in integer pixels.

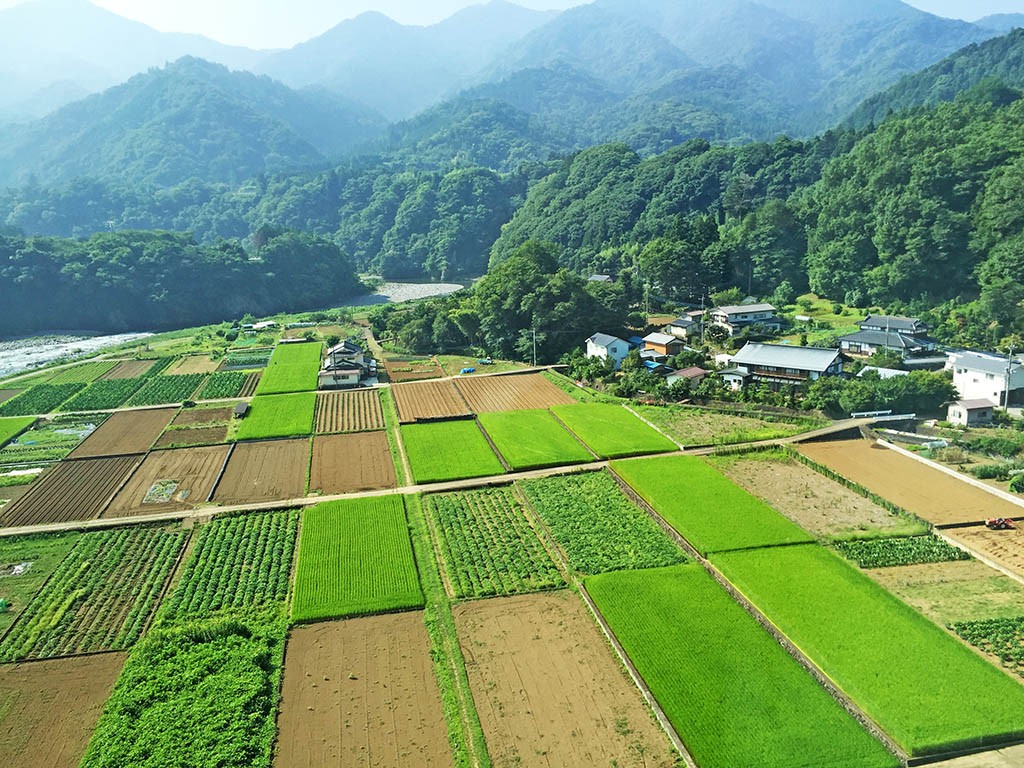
[
  {"left": 838, "top": 315, "right": 937, "bottom": 359},
  {"left": 947, "top": 399, "right": 996, "bottom": 427},
  {"left": 319, "top": 340, "right": 375, "bottom": 390},
  {"left": 586, "top": 333, "right": 631, "bottom": 370},
  {"left": 664, "top": 311, "right": 704, "bottom": 340},
  {"left": 709, "top": 304, "right": 782, "bottom": 336},
  {"left": 946, "top": 350, "right": 1024, "bottom": 407},
  {"left": 729, "top": 342, "right": 844, "bottom": 389},
  {"left": 642, "top": 332, "right": 685, "bottom": 358},
  {"left": 666, "top": 366, "right": 708, "bottom": 387}
]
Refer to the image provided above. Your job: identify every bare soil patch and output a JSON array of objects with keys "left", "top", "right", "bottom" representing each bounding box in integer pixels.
[
  {"left": 165, "top": 355, "right": 219, "bottom": 375},
  {"left": 713, "top": 453, "right": 926, "bottom": 539},
  {"left": 0, "top": 653, "right": 125, "bottom": 768},
  {"left": 213, "top": 439, "right": 309, "bottom": 504},
  {"left": 0, "top": 390, "right": 22, "bottom": 405},
  {"left": 172, "top": 406, "right": 233, "bottom": 427},
  {"left": 392, "top": 380, "right": 471, "bottom": 423},
  {"left": 153, "top": 425, "right": 229, "bottom": 449},
  {"left": 239, "top": 372, "right": 261, "bottom": 397},
  {"left": 309, "top": 433, "right": 396, "bottom": 495},
  {"left": 70, "top": 408, "right": 177, "bottom": 458},
  {"left": 454, "top": 591, "right": 676, "bottom": 768},
  {"left": 314, "top": 390, "right": 384, "bottom": 434},
  {"left": 1, "top": 455, "right": 141, "bottom": 527},
  {"left": 798, "top": 439, "right": 1024, "bottom": 526},
  {"left": 383, "top": 356, "right": 443, "bottom": 383},
  {"left": 455, "top": 373, "right": 575, "bottom": 413},
  {"left": 104, "top": 445, "right": 230, "bottom": 517},
  {"left": 947, "top": 526, "right": 1024, "bottom": 582},
  {"left": 275, "top": 613, "right": 451, "bottom": 768},
  {"left": 101, "top": 360, "right": 155, "bottom": 380}
]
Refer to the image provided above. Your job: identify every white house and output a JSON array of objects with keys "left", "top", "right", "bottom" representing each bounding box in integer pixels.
[
  {"left": 665, "top": 312, "right": 704, "bottom": 340},
  {"left": 709, "top": 304, "right": 781, "bottom": 336},
  {"left": 730, "top": 343, "right": 843, "bottom": 389},
  {"left": 586, "top": 333, "right": 630, "bottom": 370},
  {"left": 946, "top": 350, "right": 1024, "bottom": 407},
  {"left": 947, "top": 399, "right": 996, "bottom": 427}
]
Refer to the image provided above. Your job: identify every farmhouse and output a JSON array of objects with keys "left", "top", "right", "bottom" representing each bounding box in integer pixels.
[
  {"left": 838, "top": 315, "right": 937, "bottom": 359},
  {"left": 730, "top": 342, "right": 844, "bottom": 389},
  {"left": 586, "top": 333, "right": 630, "bottom": 370},
  {"left": 319, "top": 340, "right": 375, "bottom": 390},
  {"left": 946, "top": 350, "right": 1024, "bottom": 407},
  {"left": 665, "top": 312, "right": 704, "bottom": 340},
  {"left": 947, "top": 399, "right": 996, "bottom": 427},
  {"left": 709, "top": 304, "right": 781, "bottom": 336}
]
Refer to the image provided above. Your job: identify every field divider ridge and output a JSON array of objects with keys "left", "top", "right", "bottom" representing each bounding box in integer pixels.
[
  {"left": 96, "top": 455, "right": 146, "bottom": 520},
  {"left": 622, "top": 403, "right": 686, "bottom": 451},
  {"left": 205, "top": 441, "right": 236, "bottom": 502},
  {"left": 473, "top": 417, "right": 511, "bottom": 473},
  {"left": 547, "top": 408, "right": 600, "bottom": 460}
]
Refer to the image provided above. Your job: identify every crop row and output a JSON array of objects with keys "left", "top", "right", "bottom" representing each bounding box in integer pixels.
[
  {"left": 196, "top": 371, "right": 247, "bottom": 400},
  {"left": 0, "top": 383, "right": 85, "bottom": 416},
  {"left": 0, "top": 526, "right": 187, "bottom": 661},
  {"left": 59, "top": 377, "right": 147, "bottom": 411},
  {"left": 124, "top": 373, "right": 207, "bottom": 407},
  {"left": 160, "top": 510, "right": 299, "bottom": 620},
  {"left": 427, "top": 487, "right": 563, "bottom": 598},
  {"left": 44, "top": 361, "right": 118, "bottom": 385},
  {"left": 834, "top": 535, "right": 972, "bottom": 568},
  {"left": 951, "top": 617, "right": 1024, "bottom": 677},
  {"left": 520, "top": 471, "right": 687, "bottom": 574}
]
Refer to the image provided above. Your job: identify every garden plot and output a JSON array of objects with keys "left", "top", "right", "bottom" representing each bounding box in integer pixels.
[
  {"left": 58, "top": 377, "right": 146, "bottom": 411},
  {"left": 314, "top": 389, "right": 384, "bottom": 433},
  {"left": 195, "top": 371, "right": 247, "bottom": 400},
  {"left": 0, "top": 415, "right": 106, "bottom": 467},
  {"left": 101, "top": 360, "right": 156, "bottom": 379},
  {"left": 238, "top": 371, "right": 261, "bottom": 396},
  {"left": 401, "top": 420, "right": 504, "bottom": 484},
  {"left": 553, "top": 403, "right": 677, "bottom": 458},
  {"left": 44, "top": 361, "right": 118, "bottom": 385},
  {"left": 798, "top": 439, "right": 1024, "bottom": 526},
  {"left": 383, "top": 355, "right": 443, "bottom": 383},
  {"left": 478, "top": 409, "right": 592, "bottom": 470},
  {"left": 0, "top": 389, "right": 23, "bottom": 405},
  {"left": 945, "top": 526, "right": 1024, "bottom": 580},
  {"left": 69, "top": 408, "right": 177, "bottom": 458},
  {"left": 453, "top": 591, "right": 679, "bottom": 768},
  {"left": 171, "top": 406, "right": 234, "bottom": 427},
  {"left": 234, "top": 393, "right": 315, "bottom": 441},
  {"left": 0, "top": 384, "right": 84, "bottom": 416},
  {"left": 166, "top": 355, "right": 219, "bottom": 375},
  {"left": 635, "top": 405, "right": 823, "bottom": 446},
  {"left": 153, "top": 425, "right": 228, "bottom": 449},
  {"left": 212, "top": 439, "right": 309, "bottom": 505},
  {"left": 0, "top": 531, "right": 81, "bottom": 635},
  {"left": 0, "top": 455, "right": 142, "bottom": 527},
  {"left": 454, "top": 373, "right": 574, "bottom": 412},
  {"left": 123, "top": 374, "right": 206, "bottom": 407},
  {"left": 275, "top": 613, "right": 451, "bottom": 768},
  {"left": 104, "top": 445, "right": 231, "bottom": 517},
  {"left": 0, "top": 653, "right": 125, "bottom": 768},
  {"left": 391, "top": 379, "right": 471, "bottom": 423},
  {"left": 309, "top": 432, "right": 396, "bottom": 495}
]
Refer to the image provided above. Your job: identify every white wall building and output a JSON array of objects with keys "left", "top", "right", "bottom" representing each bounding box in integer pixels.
[
  {"left": 947, "top": 351, "right": 1024, "bottom": 407},
  {"left": 586, "top": 333, "right": 631, "bottom": 370}
]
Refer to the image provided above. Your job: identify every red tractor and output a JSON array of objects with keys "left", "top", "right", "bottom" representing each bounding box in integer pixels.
[{"left": 985, "top": 518, "right": 1016, "bottom": 530}]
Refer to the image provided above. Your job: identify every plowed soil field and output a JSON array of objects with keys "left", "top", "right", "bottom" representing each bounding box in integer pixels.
[
  {"left": 166, "top": 356, "right": 219, "bottom": 375},
  {"left": 239, "top": 372, "right": 261, "bottom": 397},
  {"left": 798, "top": 439, "right": 1024, "bottom": 526},
  {"left": 275, "top": 613, "right": 451, "bottom": 768},
  {"left": 946, "top": 526, "right": 1024, "bottom": 581},
  {"left": 310, "top": 433, "right": 396, "bottom": 495},
  {"left": 0, "top": 653, "right": 125, "bottom": 768},
  {"left": 212, "top": 439, "right": 309, "bottom": 504},
  {"left": 0, "top": 390, "right": 22, "bottom": 405},
  {"left": 101, "top": 360, "right": 155, "bottom": 379},
  {"left": 153, "top": 425, "right": 229, "bottom": 449},
  {"left": 455, "top": 373, "right": 575, "bottom": 413},
  {"left": 315, "top": 390, "right": 384, "bottom": 433},
  {"left": 392, "top": 380, "right": 471, "bottom": 423},
  {"left": 454, "top": 591, "right": 676, "bottom": 768},
  {"left": 0, "top": 455, "right": 142, "bottom": 527},
  {"left": 104, "top": 445, "right": 231, "bottom": 517},
  {"left": 172, "top": 407, "right": 233, "bottom": 427},
  {"left": 69, "top": 408, "right": 176, "bottom": 458}
]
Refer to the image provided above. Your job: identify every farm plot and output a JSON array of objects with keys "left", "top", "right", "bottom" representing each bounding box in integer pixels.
[
  {"left": 0, "top": 653, "right": 125, "bottom": 768},
  {"left": 44, "top": 361, "right": 118, "bottom": 384},
  {"left": 0, "top": 384, "right": 84, "bottom": 416},
  {"left": 587, "top": 565, "right": 898, "bottom": 768},
  {"left": 152, "top": 425, "right": 228, "bottom": 448},
  {"left": 58, "top": 377, "right": 146, "bottom": 411},
  {"left": 101, "top": 359, "right": 156, "bottom": 379},
  {"left": 0, "top": 389, "right": 22, "bottom": 405},
  {"left": 220, "top": 347, "right": 272, "bottom": 370},
  {"left": 553, "top": 403, "right": 677, "bottom": 458},
  {"left": 383, "top": 355, "right": 443, "bottom": 383},
  {"left": 952, "top": 617, "right": 1024, "bottom": 678},
  {"left": 612, "top": 455, "right": 813, "bottom": 555},
  {"left": 711, "top": 451, "right": 928, "bottom": 540},
  {"left": 0, "top": 526, "right": 187, "bottom": 661},
  {"left": 104, "top": 445, "right": 231, "bottom": 517},
  {"left": 636, "top": 404, "right": 824, "bottom": 446},
  {"left": 798, "top": 439, "right": 1024, "bottom": 526},
  {"left": 171, "top": 406, "right": 234, "bottom": 427},
  {"left": 0, "top": 455, "right": 142, "bottom": 527},
  {"left": 391, "top": 379, "right": 471, "bottom": 423},
  {"left": 520, "top": 471, "right": 687, "bottom": 574},
  {"left": 166, "top": 355, "right": 219, "bottom": 375},
  {"left": 946, "top": 526, "right": 1024, "bottom": 580},
  {"left": 275, "top": 613, "right": 451, "bottom": 768},
  {"left": 234, "top": 392, "right": 315, "bottom": 441},
  {"left": 70, "top": 407, "right": 176, "bottom": 458},
  {"left": 834, "top": 535, "right": 971, "bottom": 568},
  {"left": 401, "top": 420, "right": 504, "bottom": 484},
  {"left": 0, "top": 415, "right": 106, "bottom": 466},
  {"left": 713, "top": 544, "right": 1024, "bottom": 757},
  {"left": 426, "top": 487, "right": 563, "bottom": 598},
  {"left": 454, "top": 591, "right": 681, "bottom": 768},
  {"left": 212, "top": 439, "right": 309, "bottom": 505},
  {"left": 80, "top": 610, "right": 287, "bottom": 768},
  {"left": 309, "top": 432, "right": 396, "bottom": 495},
  {"left": 123, "top": 373, "right": 206, "bottom": 407},
  {"left": 454, "top": 373, "right": 575, "bottom": 412},
  {"left": 238, "top": 371, "right": 261, "bottom": 396},
  {"left": 0, "top": 417, "right": 35, "bottom": 448},
  {"left": 195, "top": 371, "right": 247, "bottom": 400},
  {"left": 255, "top": 343, "right": 321, "bottom": 395},
  {"left": 292, "top": 497, "right": 423, "bottom": 622},
  {"left": 160, "top": 510, "right": 298, "bottom": 620},
  {"left": 0, "top": 531, "right": 81, "bottom": 634},
  {"left": 478, "top": 409, "right": 593, "bottom": 470},
  {"left": 314, "top": 389, "right": 384, "bottom": 433}
]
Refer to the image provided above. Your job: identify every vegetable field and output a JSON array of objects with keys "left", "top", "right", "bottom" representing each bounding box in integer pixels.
[
  {"left": 195, "top": 371, "right": 247, "bottom": 400},
  {"left": 0, "top": 416, "right": 35, "bottom": 448},
  {"left": 835, "top": 535, "right": 972, "bottom": 568},
  {"left": 426, "top": 487, "right": 563, "bottom": 598},
  {"left": 44, "top": 361, "right": 117, "bottom": 384},
  {"left": 0, "top": 531, "right": 81, "bottom": 635},
  {"left": 292, "top": 497, "right": 423, "bottom": 622},
  {"left": 314, "top": 389, "right": 384, "bottom": 433},
  {"left": 635, "top": 404, "right": 823, "bottom": 446},
  {"left": 552, "top": 404, "right": 676, "bottom": 458},
  {"left": 0, "top": 384, "right": 85, "bottom": 416},
  {"left": 58, "top": 377, "right": 146, "bottom": 411},
  {"left": 951, "top": 617, "right": 1024, "bottom": 676},
  {"left": 0, "top": 415, "right": 105, "bottom": 465},
  {"left": 612, "top": 456, "right": 813, "bottom": 555},
  {"left": 713, "top": 544, "right": 1024, "bottom": 756},
  {"left": 255, "top": 343, "right": 321, "bottom": 395},
  {"left": 234, "top": 392, "right": 316, "bottom": 441},
  {"left": 478, "top": 409, "right": 593, "bottom": 470},
  {"left": 401, "top": 420, "right": 504, "bottom": 483},
  {"left": 124, "top": 374, "right": 206, "bottom": 407},
  {"left": 520, "top": 471, "right": 687, "bottom": 574},
  {"left": 0, "top": 526, "right": 187, "bottom": 661},
  {"left": 587, "top": 565, "right": 899, "bottom": 768},
  {"left": 160, "top": 510, "right": 299, "bottom": 620}
]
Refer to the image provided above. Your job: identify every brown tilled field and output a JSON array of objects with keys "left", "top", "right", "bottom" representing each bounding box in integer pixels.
[
  {"left": 70, "top": 408, "right": 177, "bottom": 458},
  {"left": 171, "top": 406, "right": 233, "bottom": 427},
  {"left": 1, "top": 455, "right": 142, "bottom": 527},
  {"left": 455, "top": 373, "right": 575, "bottom": 413},
  {"left": 101, "top": 360, "right": 156, "bottom": 379},
  {"left": 165, "top": 355, "right": 219, "bottom": 375},
  {"left": 153, "top": 425, "right": 229, "bottom": 449},
  {"left": 0, "top": 653, "right": 125, "bottom": 768},
  {"left": 104, "top": 445, "right": 231, "bottom": 517},
  {"left": 309, "top": 433, "right": 396, "bottom": 495},
  {"left": 275, "top": 614, "right": 451, "bottom": 768},
  {"left": 0, "top": 389, "right": 22, "bottom": 405},
  {"left": 238, "top": 371, "right": 261, "bottom": 397},
  {"left": 212, "top": 439, "right": 309, "bottom": 504},
  {"left": 946, "top": 526, "right": 1024, "bottom": 581},
  {"left": 314, "top": 390, "right": 384, "bottom": 433},
  {"left": 453, "top": 591, "right": 676, "bottom": 768},
  {"left": 798, "top": 439, "right": 1024, "bottom": 526},
  {"left": 383, "top": 356, "right": 443, "bottom": 383},
  {"left": 392, "top": 380, "right": 471, "bottom": 423}
]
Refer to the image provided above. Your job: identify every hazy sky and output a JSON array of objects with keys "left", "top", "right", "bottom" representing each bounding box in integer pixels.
[{"left": 0, "top": 0, "right": 1022, "bottom": 49}]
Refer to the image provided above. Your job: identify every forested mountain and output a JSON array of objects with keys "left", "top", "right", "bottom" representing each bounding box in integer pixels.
[
  {"left": 976, "top": 14, "right": 1024, "bottom": 33},
  {"left": 0, "top": 58, "right": 386, "bottom": 187}
]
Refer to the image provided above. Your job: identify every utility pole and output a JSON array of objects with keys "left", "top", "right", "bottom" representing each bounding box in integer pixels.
[
  {"left": 1006, "top": 344, "right": 1015, "bottom": 408},
  {"left": 532, "top": 328, "right": 537, "bottom": 368}
]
